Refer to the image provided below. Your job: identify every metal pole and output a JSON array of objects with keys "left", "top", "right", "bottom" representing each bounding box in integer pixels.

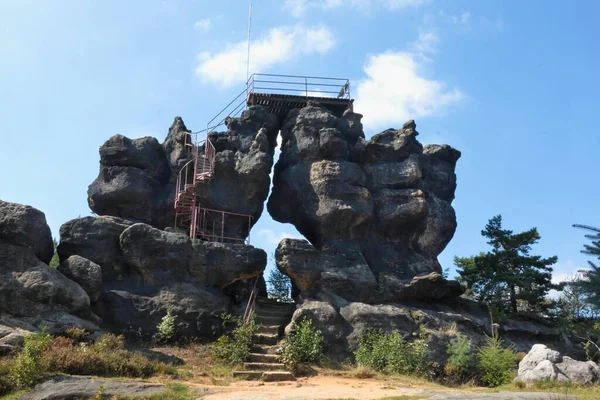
[
  {"left": 305, "top": 77, "right": 308, "bottom": 98},
  {"left": 245, "top": 1, "right": 252, "bottom": 103}
]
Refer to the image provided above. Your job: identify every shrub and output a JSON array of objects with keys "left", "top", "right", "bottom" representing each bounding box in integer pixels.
[
  {"left": 41, "top": 334, "right": 175, "bottom": 378},
  {"left": 444, "top": 333, "right": 475, "bottom": 383},
  {"left": 11, "top": 329, "right": 52, "bottom": 388},
  {"left": 155, "top": 309, "right": 177, "bottom": 343},
  {"left": 0, "top": 358, "right": 16, "bottom": 395},
  {"left": 64, "top": 327, "right": 89, "bottom": 343},
  {"left": 476, "top": 334, "right": 517, "bottom": 387},
  {"left": 280, "top": 317, "right": 323, "bottom": 372},
  {"left": 354, "top": 328, "right": 434, "bottom": 378},
  {"left": 212, "top": 314, "right": 257, "bottom": 365}
]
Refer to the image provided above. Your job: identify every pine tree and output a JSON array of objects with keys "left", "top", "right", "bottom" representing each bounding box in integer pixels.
[
  {"left": 455, "top": 215, "right": 558, "bottom": 314},
  {"left": 571, "top": 224, "right": 600, "bottom": 310}
]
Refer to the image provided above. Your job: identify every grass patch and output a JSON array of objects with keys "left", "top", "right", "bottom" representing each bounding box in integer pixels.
[
  {"left": 493, "top": 380, "right": 600, "bottom": 400},
  {"left": 93, "top": 383, "right": 194, "bottom": 400}
]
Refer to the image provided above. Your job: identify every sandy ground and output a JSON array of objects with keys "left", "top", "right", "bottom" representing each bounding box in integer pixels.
[{"left": 188, "top": 375, "right": 478, "bottom": 400}]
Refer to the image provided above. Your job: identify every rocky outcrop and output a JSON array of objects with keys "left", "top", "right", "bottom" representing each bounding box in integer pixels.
[
  {"left": 269, "top": 105, "right": 462, "bottom": 303},
  {"left": 58, "top": 218, "right": 266, "bottom": 340},
  {"left": 194, "top": 106, "right": 280, "bottom": 239},
  {"left": 0, "top": 201, "right": 99, "bottom": 347},
  {"left": 87, "top": 108, "right": 279, "bottom": 237},
  {"left": 0, "top": 200, "right": 54, "bottom": 264},
  {"left": 58, "top": 256, "right": 103, "bottom": 302},
  {"left": 515, "top": 344, "right": 600, "bottom": 385},
  {"left": 288, "top": 296, "right": 567, "bottom": 364}
]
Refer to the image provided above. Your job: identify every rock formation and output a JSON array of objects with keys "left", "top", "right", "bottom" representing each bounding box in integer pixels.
[
  {"left": 88, "top": 106, "right": 279, "bottom": 236},
  {"left": 0, "top": 201, "right": 99, "bottom": 350},
  {"left": 58, "top": 108, "right": 279, "bottom": 339},
  {"left": 269, "top": 105, "right": 462, "bottom": 303},
  {"left": 515, "top": 344, "right": 600, "bottom": 385}
]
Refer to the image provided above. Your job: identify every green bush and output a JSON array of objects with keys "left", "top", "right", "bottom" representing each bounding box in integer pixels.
[
  {"left": 354, "top": 328, "right": 434, "bottom": 378},
  {"left": 280, "top": 317, "right": 323, "bottom": 371},
  {"left": 0, "top": 358, "right": 16, "bottom": 395},
  {"left": 11, "top": 329, "right": 52, "bottom": 388},
  {"left": 155, "top": 309, "right": 177, "bottom": 343},
  {"left": 444, "top": 333, "right": 475, "bottom": 382},
  {"left": 42, "top": 334, "right": 175, "bottom": 378},
  {"left": 212, "top": 314, "right": 257, "bottom": 365},
  {"left": 476, "top": 334, "right": 517, "bottom": 387}
]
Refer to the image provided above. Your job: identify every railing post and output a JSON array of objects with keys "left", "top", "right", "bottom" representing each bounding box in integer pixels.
[{"left": 305, "top": 76, "right": 308, "bottom": 98}]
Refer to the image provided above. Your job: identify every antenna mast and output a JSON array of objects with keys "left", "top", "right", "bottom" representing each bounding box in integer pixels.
[{"left": 246, "top": 1, "right": 252, "bottom": 96}]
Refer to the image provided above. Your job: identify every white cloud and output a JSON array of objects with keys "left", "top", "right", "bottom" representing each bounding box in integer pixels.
[
  {"left": 284, "top": 0, "right": 427, "bottom": 17},
  {"left": 411, "top": 31, "right": 439, "bottom": 55},
  {"left": 451, "top": 12, "right": 471, "bottom": 25},
  {"left": 354, "top": 50, "right": 464, "bottom": 131},
  {"left": 258, "top": 229, "right": 301, "bottom": 245},
  {"left": 194, "top": 17, "right": 212, "bottom": 32},
  {"left": 196, "top": 25, "right": 336, "bottom": 87}
]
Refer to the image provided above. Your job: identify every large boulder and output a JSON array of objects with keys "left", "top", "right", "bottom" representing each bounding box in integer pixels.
[
  {"left": 58, "top": 256, "right": 103, "bottom": 302},
  {"left": 0, "top": 200, "right": 54, "bottom": 263},
  {"left": 192, "top": 106, "right": 280, "bottom": 240},
  {"left": 0, "top": 202, "right": 100, "bottom": 343},
  {"left": 58, "top": 216, "right": 135, "bottom": 280},
  {"left": 118, "top": 223, "right": 266, "bottom": 288},
  {"left": 98, "top": 283, "right": 230, "bottom": 340},
  {"left": 268, "top": 106, "right": 463, "bottom": 303},
  {"left": 515, "top": 344, "right": 600, "bottom": 385}
]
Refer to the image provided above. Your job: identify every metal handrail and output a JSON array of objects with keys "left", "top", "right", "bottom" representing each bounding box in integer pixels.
[
  {"left": 243, "top": 277, "right": 260, "bottom": 328},
  {"left": 247, "top": 73, "right": 350, "bottom": 100}
]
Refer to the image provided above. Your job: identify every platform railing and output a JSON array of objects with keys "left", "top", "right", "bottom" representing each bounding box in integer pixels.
[
  {"left": 195, "top": 207, "right": 253, "bottom": 244},
  {"left": 247, "top": 73, "right": 350, "bottom": 100}
]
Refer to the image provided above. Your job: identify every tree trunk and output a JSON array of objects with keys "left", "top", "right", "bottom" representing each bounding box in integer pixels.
[{"left": 510, "top": 284, "right": 517, "bottom": 313}]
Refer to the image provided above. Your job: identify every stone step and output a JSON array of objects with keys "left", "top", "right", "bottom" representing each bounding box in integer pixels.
[
  {"left": 232, "top": 371, "right": 295, "bottom": 382},
  {"left": 256, "top": 315, "right": 288, "bottom": 325},
  {"left": 254, "top": 333, "right": 279, "bottom": 345},
  {"left": 251, "top": 344, "right": 278, "bottom": 354},
  {"left": 243, "top": 362, "right": 286, "bottom": 371},
  {"left": 263, "top": 371, "right": 295, "bottom": 382},
  {"left": 232, "top": 371, "right": 263, "bottom": 380},
  {"left": 248, "top": 353, "right": 280, "bottom": 363},
  {"left": 257, "top": 325, "right": 280, "bottom": 335}
]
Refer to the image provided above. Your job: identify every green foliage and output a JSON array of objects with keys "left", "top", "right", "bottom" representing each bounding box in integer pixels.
[
  {"left": 155, "top": 309, "right": 177, "bottom": 343},
  {"left": 476, "top": 334, "right": 517, "bottom": 387},
  {"left": 41, "top": 334, "right": 176, "bottom": 378},
  {"left": 11, "top": 329, "right": 52, "bottom": 388},
  {"left": 354, "top": 328, "right": 434, "bottom": 378},
  {"left": 267, "top": 268, "right": 292, "bottom": 302},
  {"left": 445, "top": 333, "right": 475, "bottom": 381},
  {"left": 571, "top": 224, "right": 600, "bottom": 310},
  {"left": 455, "top": 215, "right": 558, "bottom": 314},
  {"left": 212, "top": 314, "right": 257, "bottom": 365},
  {"left": 49, "top": 238, "right": 60, "bottom": 269},
  {"left": 280, "top": 317, "right": 323, "bottom": 371},
  {"left": 64, "top": 327, "right": 89, "bottom": 342}
]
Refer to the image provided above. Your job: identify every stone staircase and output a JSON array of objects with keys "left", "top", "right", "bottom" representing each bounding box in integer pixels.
[{"left": 232, "top": 297, "right": 296, "bottom": 381}]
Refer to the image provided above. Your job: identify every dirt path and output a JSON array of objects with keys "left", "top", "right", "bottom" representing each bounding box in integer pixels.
[{"left": 186, "top": 375, "right": 488, "bottom": 400}]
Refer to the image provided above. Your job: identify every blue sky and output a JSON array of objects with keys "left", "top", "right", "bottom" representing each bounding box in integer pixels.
[{"left": 1, "top": 0, "right": 599, "bottom": 284}]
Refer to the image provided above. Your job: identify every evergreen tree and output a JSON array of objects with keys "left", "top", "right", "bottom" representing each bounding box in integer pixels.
[
  {"left": 49, "top": 239, "right": 60, "bottom": 269},
  {"left": 267, "top": 268, "right": 292, "bottom": 302},
  {"left": 571, "top": 224, "right": 600, "bottom": 310},
  {"left": 455, "top": 215, "right": 558, "bottom": 314}
]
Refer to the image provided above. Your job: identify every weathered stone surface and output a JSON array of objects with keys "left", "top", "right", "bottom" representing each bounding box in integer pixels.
[
  {"left": 556, "top": 356, "right": 600, "bottom": 385},
  {"left": 18, "top": 376, "right": 166, "bottom": 400},
  {"left": 515, "top": 344, "right": 600, "bottom": 385},
  {"left": 118, "top": 223, "right": 266, "bottom": 288},
  {"left": 518, "top": 344, "right": 562, "bottom": 375},
  {"left": 58, "top": 256, "right": 103, "bottom": 302},
  {"left": 0, "top": 241, "right": 90, "bottom": 317},
  {"left": 98, "top": 283, "right": 229, "bottom": 340},
  {"left": 285, "top": 297, "right": 566, "bottom": 364},
  {"left": 195, "top": 106, "right": 280, "bottom": 240},
  {"left": 269, "top": 106, "right": 462, "bottom": 303},
  {"left": 0, "top": 206, "right": 100, "bottom": 342},
  {"left": 0, "top": 200, "right": 54, "bottom": 263},
  {"left": 57, "top": 216, "right": 135, "bottom": 279}
]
